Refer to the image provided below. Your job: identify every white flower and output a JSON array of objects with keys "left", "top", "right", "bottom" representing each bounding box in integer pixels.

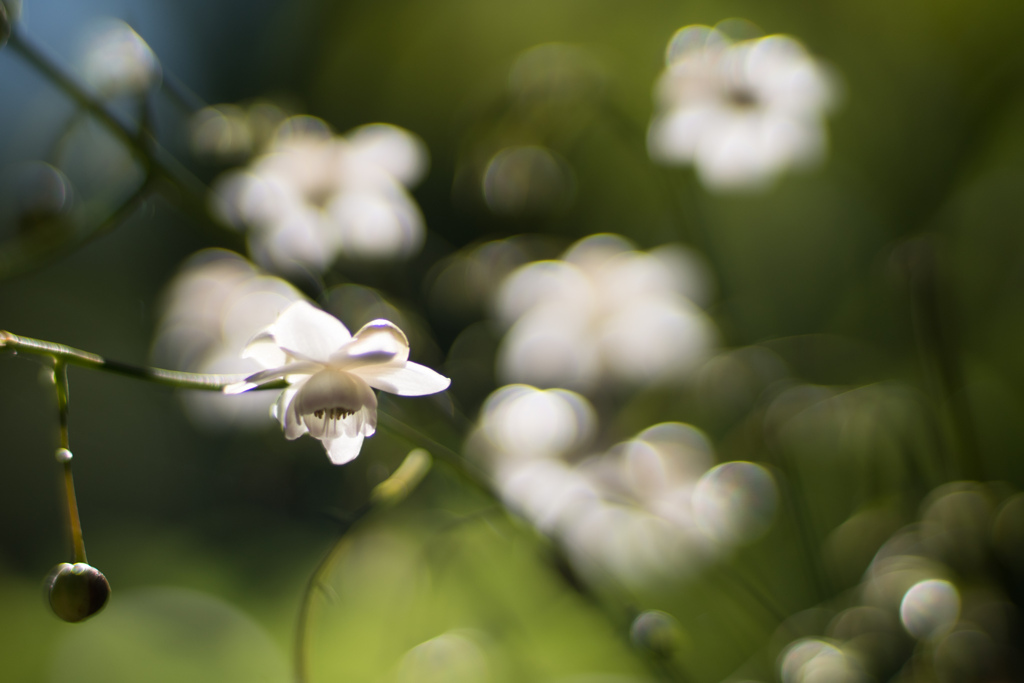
[
  {"left": 80, "top": 18, "right": 161, "bottom": 97},
  {"left": 494, "top": 234, "right": 717, "bottom": 392},
  {"left": 211, "top": 117, "right": 429, "bottom": 273},
  {"left": 225, "top": 301, "right": 450, "bottom": 464},
  {"left": 647, "top": 24, "right": 836, "bottom": 191}
]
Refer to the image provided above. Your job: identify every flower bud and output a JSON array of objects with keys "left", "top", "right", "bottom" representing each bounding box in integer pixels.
[
  {"left": 46, "top": 562, "right": 110, "bottom": 622},
  {"left": 630, "top": 610, "right": 684, "bottom": 658}
]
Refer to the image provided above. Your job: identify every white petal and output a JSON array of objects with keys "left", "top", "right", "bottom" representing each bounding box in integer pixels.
[
  {"left": 267, "top": 301, "right": 351, "bottom": 362},
  {"left": 224, "top": 380, "right": 258, "bottom": 395},
  {"left": 272, "top": 385, "right": 301, "bottom": 427},
  {"left": 324, "top": 434, "right": 365, "bottom": 465},
  {"left": 293, "top": 368, "right": 377, "bottom": 417},
  {"left": 223, "top": 360, "right": 322, "bottom": 394},
  {"left": 283, "top": 388, "right": 308, "bottom": 440},
  {"left": 329, "top": 319, "right": 410, "bottom": 368},
  {"left": 242, "top": 332, "right": 288, "bottom": 368},
  {"left": 355, "top": 361, "right": 450, "bottom": 396}
]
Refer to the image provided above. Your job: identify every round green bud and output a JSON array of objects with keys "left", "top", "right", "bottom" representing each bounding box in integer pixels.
[
  {"left": 46, "top": 562, "right": 110, "bottom": 622},
  {"left": 629, "top": 610, "right": 684, "bottom": 658}
]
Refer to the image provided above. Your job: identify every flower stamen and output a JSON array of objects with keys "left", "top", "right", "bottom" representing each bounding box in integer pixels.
[{"left": 313, "top": 407, "right": 355, "bottom": 420}]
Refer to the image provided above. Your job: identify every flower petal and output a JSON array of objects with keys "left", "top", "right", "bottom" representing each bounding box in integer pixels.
[
  {"left": 283, "top": 388, "right": 308, "bottom": 440},
  {"left": 272, "top": 385, "right": 301, "bottom": 426},
  {"left": 329, "top": 319, "right": 410, "bottom": 368},
  {"left": 355, "top": 361, "right": 451, "bottom": 397},
  {"left": 293, "top": 368, "right": 377, "bottom": 417},
  {"left": 242, "top": 332, "right": 288, "bottom": 368},
  {"left": 223, "top": 360, "right": 322, "bottom": 394},
  {"left": 266, "top": 301, "right": 351, "bottom": 363},
  {"left": 325, "top": 434, "right": 365, "bottom": 465}
]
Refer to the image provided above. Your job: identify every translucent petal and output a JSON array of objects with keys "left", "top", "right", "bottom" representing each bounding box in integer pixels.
[
  {"left": 224, "top": 360, "right": 322, "bottom": 394},
  {"left": 282, "top": 387, "right": 308, "bottom": 440},
  {"left": 329, "top": 319, "right": 410, "bottom": 368},
  {"left": 241, "top": 333, "right": 288, "bottom": 368},
  {"left": 356, "top": 361, "right": 451, "bottom": 397},
  {"left": 293, "top": 369, "right": 376, "bottom": 417},
  {"left": 272, "top": 385, "right": 300, "bottom": 427},
  {"left": 325, "top": 434, "right": 365, "bottom": 465},
  {"left": 266, "top": 301, "right": 351, "bottom": 362}
]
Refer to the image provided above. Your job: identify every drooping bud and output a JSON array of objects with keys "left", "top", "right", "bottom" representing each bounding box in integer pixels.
[{"left": 46, "top": 562, "right": 110, "bottom": 622}]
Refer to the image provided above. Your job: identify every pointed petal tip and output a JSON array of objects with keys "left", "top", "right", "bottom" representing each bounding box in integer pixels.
[{"left": 223, "top": 381, "right": 256, "bottom": 395}]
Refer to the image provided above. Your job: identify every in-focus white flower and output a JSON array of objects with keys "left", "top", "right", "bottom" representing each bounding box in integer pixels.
[
  {"left": 647, "top": 24, "right": 836, "bottom": 191},
  {"left": 212, "top": 116, "right": 429, "bottom": 273},
  {"left": 225, "top": 301, "right": 450, "bottom": 464}
]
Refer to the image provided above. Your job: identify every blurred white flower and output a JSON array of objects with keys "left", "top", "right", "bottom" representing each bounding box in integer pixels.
[
  {"left": 468, "top": 385, "right": 776, "bottom": 586},
  {"left": 151, "top": 249, "right": 305, "bottom": 430},
  {"left": 647, "top": 24, "right": 836, "bottom": 191},
  {"left": 780, "top": 638, "right": 867, "bottom": 683},
  {"left": 80, "top": 18, "right": 161, "bottom": 97},
  {"left": 212, "top": 116, "right": 429, "bottom": 273},
  {"left": 495, "top": 234, "right": 716, "bottom": 392},
  {"left": 225, "top": 300, "right": 450, "bottom": 464}
]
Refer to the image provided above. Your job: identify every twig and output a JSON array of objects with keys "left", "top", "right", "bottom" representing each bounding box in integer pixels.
[{"left": 0, "top": 330, "right": 250, "bottom": 390}]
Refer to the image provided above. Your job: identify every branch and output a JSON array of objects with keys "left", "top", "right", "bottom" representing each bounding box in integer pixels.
[{"left": 0, "top": 330, "right": 251, "bottom": 390}]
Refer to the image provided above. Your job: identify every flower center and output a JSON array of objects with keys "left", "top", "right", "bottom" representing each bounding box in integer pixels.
[
  {"left": 313, "top": 407, "right": 355, "bottom": 420},
  {"left": 726, "top": 85, "right": 758, "bottom": 108}
]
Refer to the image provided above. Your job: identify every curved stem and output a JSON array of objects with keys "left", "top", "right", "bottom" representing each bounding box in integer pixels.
[
  {"left": 293, "top": 503, "right": 372, "bottom": 683},
  {"left": 4, "top": 27, "right": 211, "bottom": 219}
]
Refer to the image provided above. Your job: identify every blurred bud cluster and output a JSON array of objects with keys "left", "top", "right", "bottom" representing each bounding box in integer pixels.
[{"left": 765, "top": 482, "right": 1024, "bottom": 683}]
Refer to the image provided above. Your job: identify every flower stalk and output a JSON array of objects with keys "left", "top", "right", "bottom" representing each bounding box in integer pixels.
[
  {"left": 53, "top": 360, "right": 87, "bottom": 564},
  {"left": 0, "top": 330, "right": 260, "bottom": 391}
]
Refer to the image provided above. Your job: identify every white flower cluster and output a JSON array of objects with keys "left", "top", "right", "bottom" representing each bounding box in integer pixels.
[
  {"left": 647, "top": 24, "right": 836, "bottom": 191},
  {"left": 494, "top": 234, "right": 717, "bottom": 393},
  {"left": 467, "top": 385, "right": 777, "bottom": 587},
  {"left": 212, "top": 116, "right": 429, "bottom": 273}
]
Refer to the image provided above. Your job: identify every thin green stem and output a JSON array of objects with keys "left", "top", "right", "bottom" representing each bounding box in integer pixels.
[
  {"left": 293, "top": 502, "right": 373, "bottom": 683},
  {"left": 0, "top": 330, "right": 251, "bottom": 390},
  {"left": 5, "top": 27, "right": 210, "bottom": 219},
  {"left": 0, "top": 176, "right": 155, "bottom": 279},
  {"left": 54, "top": 361, "right": 87, "bottom": 563},
  {"left": 901, "top": 238, "right": 982, "bottom": 481}
]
